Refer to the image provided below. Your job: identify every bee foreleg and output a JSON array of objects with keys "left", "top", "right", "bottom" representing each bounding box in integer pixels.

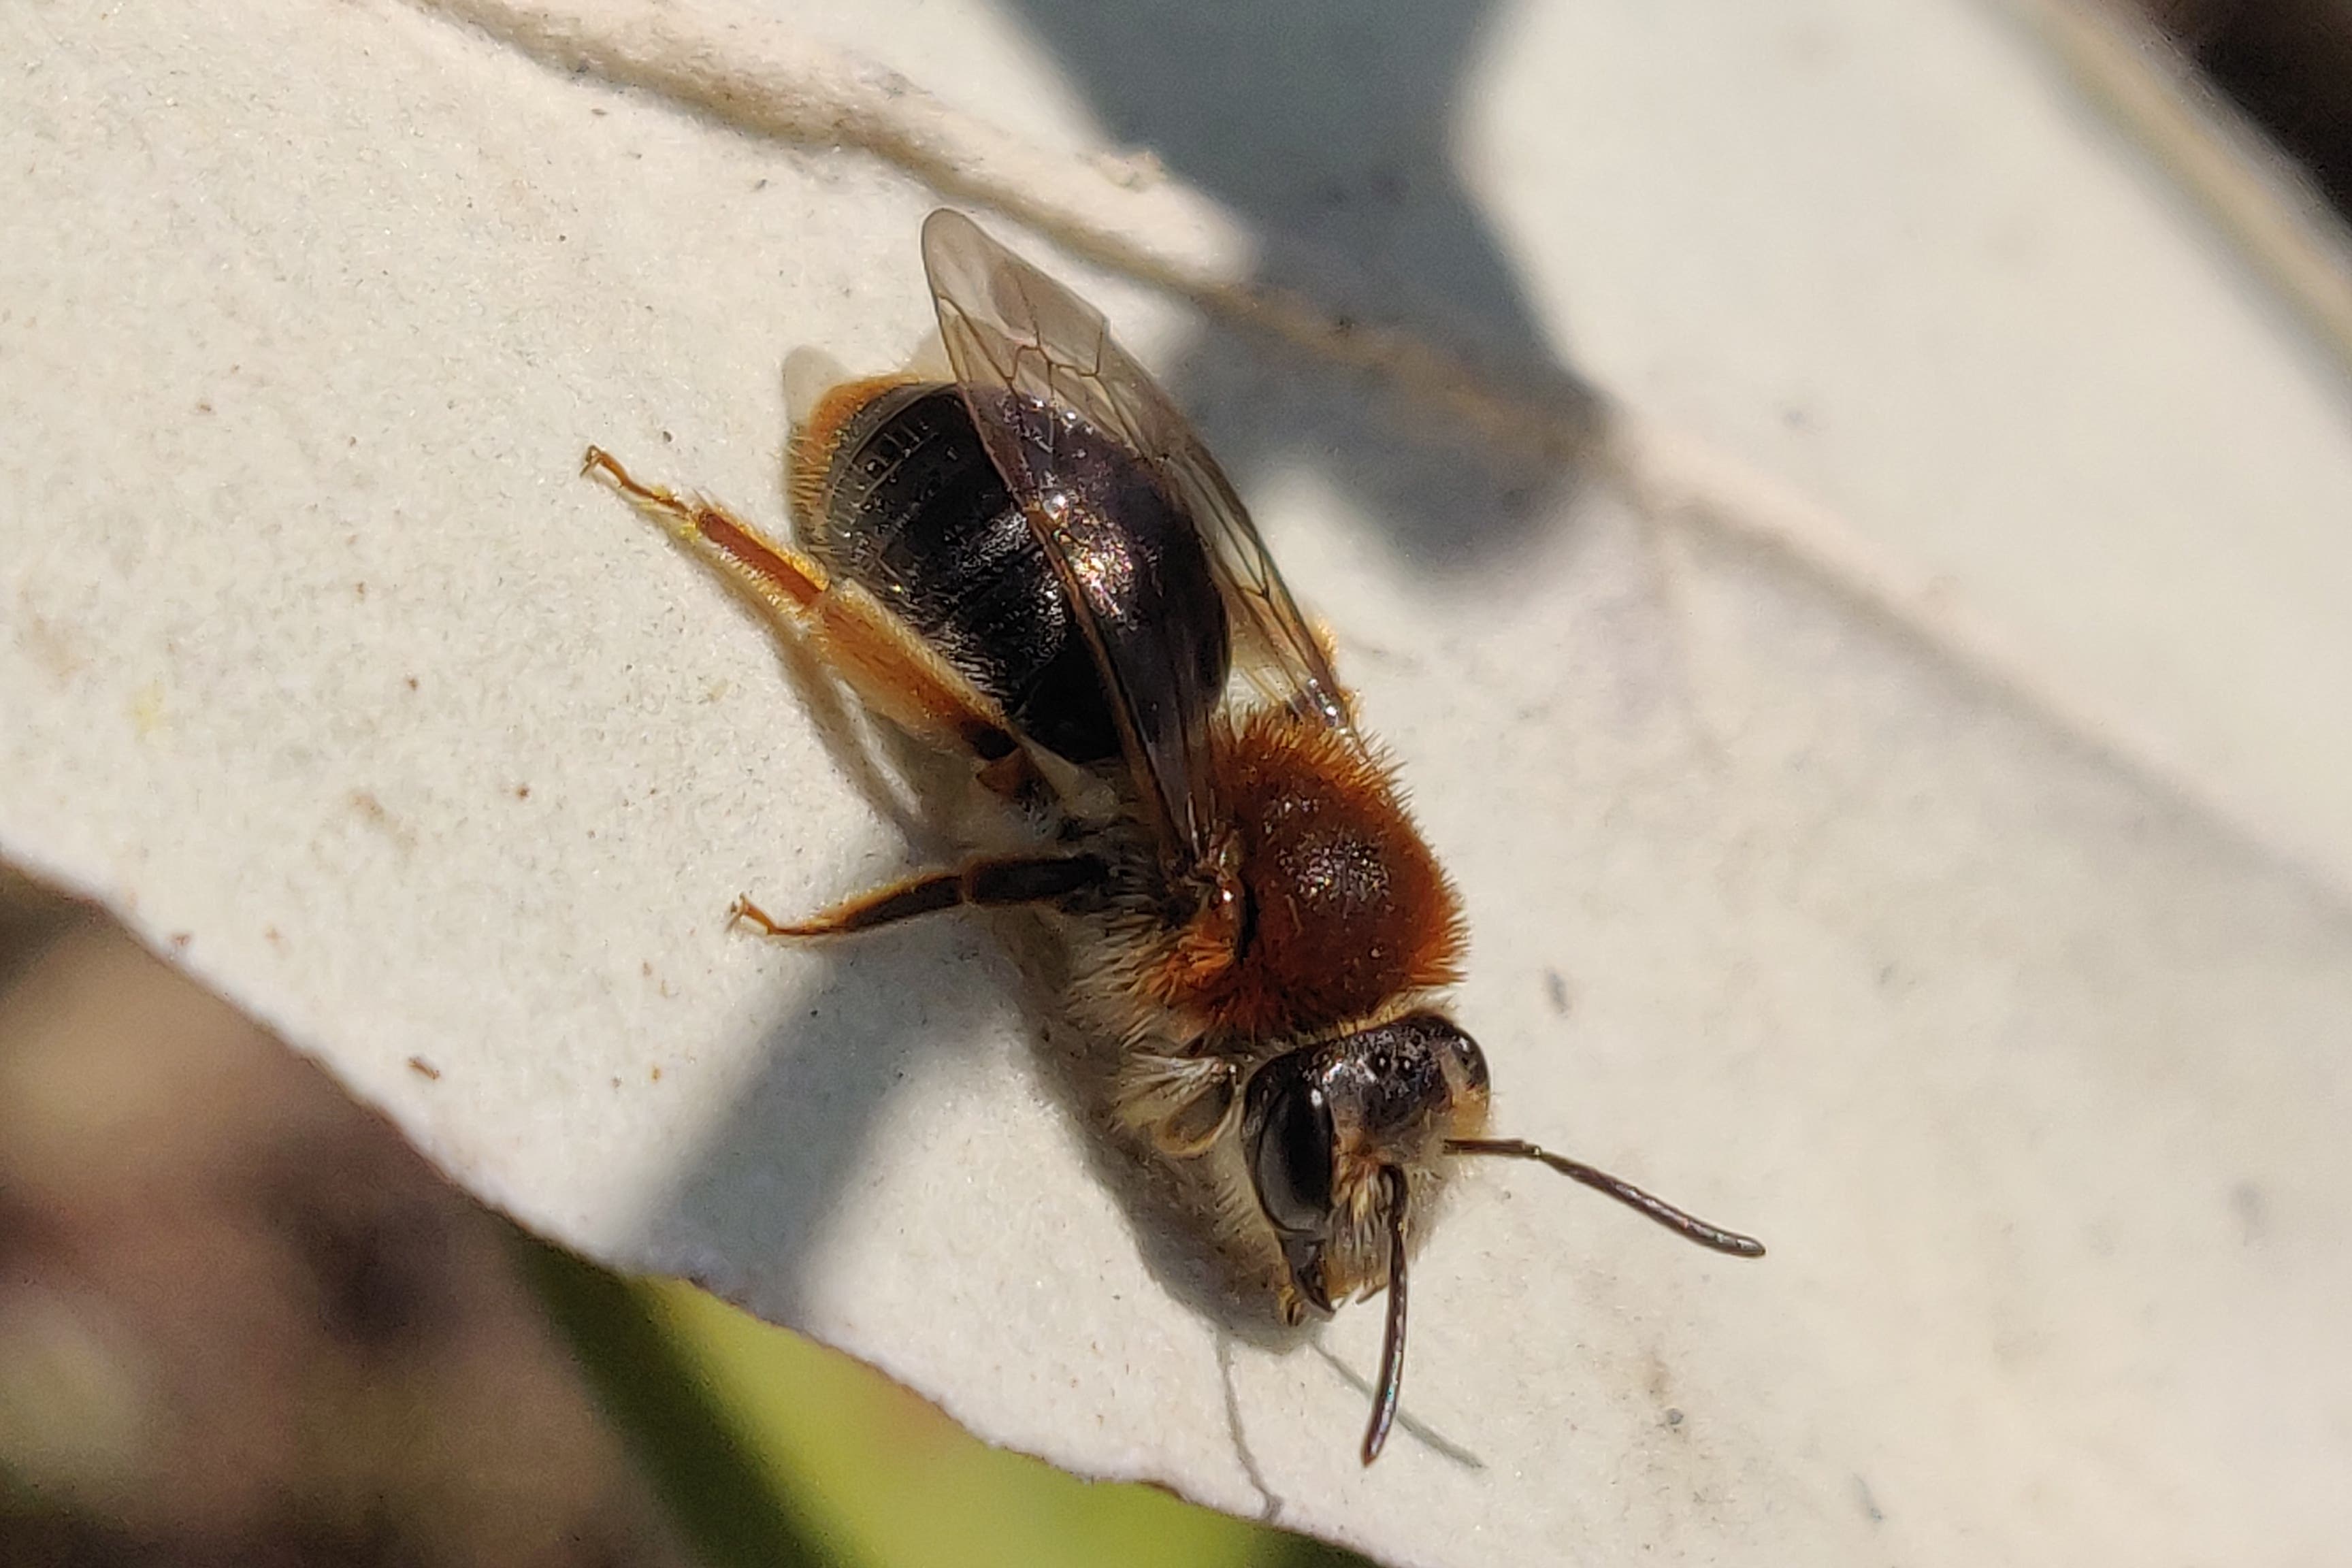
[
  {"left": 1115, "top": 1050, "right": 1241, "bottom": 1157},
  {"left": 731, "top": 852, "right": 1108, "bottom": 939}
]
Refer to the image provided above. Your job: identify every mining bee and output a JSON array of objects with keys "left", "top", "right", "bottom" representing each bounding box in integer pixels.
[{"left": 585, "top": 209, "right": 1763, "bottom": 1464}]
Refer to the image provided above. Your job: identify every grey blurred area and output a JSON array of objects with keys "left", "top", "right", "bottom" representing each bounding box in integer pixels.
[{"left": 0, "top": 866, "right": 687, "bottom": 1568}]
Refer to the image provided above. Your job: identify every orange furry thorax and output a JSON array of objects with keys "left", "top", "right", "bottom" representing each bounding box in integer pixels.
[{"left": 1140, "top": 708, "right": 1465, "bottom": 1042}]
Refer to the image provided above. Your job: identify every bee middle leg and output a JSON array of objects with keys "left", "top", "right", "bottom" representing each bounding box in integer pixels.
[{"left": 732, "top": 852, "right": 1109, "bottom": 939}]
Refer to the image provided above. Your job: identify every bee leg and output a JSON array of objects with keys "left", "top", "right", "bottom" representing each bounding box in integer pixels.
[
  {"left": 583, "top": 446, "right": 1045, "bottom": 800},
  {"left": 1114, "top": 1051, "right": 1240, "bottom": 1157},
  {"left": 730, "top": 853, "right": 1108, "bottom": 939}
]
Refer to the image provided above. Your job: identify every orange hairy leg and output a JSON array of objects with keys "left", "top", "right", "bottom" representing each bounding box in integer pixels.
[{"left": 583, "top": 446, "right": 1039, "bottom": 785}]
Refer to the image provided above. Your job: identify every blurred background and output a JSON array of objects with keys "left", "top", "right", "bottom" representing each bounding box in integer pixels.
[{"left": 5, "top": 1, "right": 2349, "bottom": 1564}]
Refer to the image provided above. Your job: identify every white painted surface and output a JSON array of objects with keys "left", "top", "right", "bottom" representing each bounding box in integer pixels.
[{"left": 6, "top": 1, "right": 2350, "bottom": 1563}]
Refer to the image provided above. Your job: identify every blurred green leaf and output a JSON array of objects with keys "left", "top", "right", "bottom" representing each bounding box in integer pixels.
[
  {"left": 519, "top": 1233, "right": 840, "bottom": 1567},
  {"left": 520, "top": 1230, "right": 1365, "bottom": 1568}
]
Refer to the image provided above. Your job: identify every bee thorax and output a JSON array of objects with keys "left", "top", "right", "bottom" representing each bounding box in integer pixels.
[{"left": 1143, "top": 708, "right": 1466, "bottom": 1042}]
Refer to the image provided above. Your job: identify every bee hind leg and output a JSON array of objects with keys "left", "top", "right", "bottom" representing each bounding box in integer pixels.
[
  {"left": 583, "top": 445, "right": 1046, "bottom": 803},
  {"left": 732, "top": 852, "right": 1109, "bottom": 939}
]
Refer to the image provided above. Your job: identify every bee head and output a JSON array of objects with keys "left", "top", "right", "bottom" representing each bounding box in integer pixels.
[
  {"left": 1241, "top": 1011, "right": 1766, "bottom": 1465},
  {"left": 1241, "top": 1013, "right": 1490, "bottom": 1318}
]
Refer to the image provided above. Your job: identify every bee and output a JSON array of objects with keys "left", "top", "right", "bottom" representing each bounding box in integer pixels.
[{"left": 585, "top": 209, "right": 1763, "bottom": 1464}]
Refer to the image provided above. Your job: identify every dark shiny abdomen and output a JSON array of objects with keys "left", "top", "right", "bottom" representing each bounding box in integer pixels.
[
  {"left": 811, "top": 384, "right": 1120, "bottom": 764},
  {"left": 811, "top": 382, "right": 1230, "bottom": 775}
]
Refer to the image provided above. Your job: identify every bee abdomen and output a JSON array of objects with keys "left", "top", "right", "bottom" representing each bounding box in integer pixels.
[{"left": 805, "top": 383, "right": 1120, "bottom": 764}]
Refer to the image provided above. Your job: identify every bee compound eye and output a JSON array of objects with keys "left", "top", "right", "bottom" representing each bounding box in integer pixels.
[{"left": 1249, "top": 1071, "right": 1336, "bottom": 1237}]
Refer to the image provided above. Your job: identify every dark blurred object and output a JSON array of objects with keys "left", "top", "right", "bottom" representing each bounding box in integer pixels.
[
  {"left": 0, "top": 877, "right": 689, "bottom": 1568},
  {"left": 2134, "top": 0, "right": 2352, "bottom": 219}
]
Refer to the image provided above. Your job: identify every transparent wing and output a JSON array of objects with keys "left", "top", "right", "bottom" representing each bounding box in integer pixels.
[{"left": 921, "top": 210, "right": 1359, "bottom": 861}]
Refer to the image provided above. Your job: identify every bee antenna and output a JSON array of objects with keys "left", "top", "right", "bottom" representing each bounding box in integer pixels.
[
  {"left": 1360, "top": 1166, "right": 1411, "bottom": 1465},
  {"left": 1445, "top": 1138, "right": 1766, "bottom": 1258}
]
